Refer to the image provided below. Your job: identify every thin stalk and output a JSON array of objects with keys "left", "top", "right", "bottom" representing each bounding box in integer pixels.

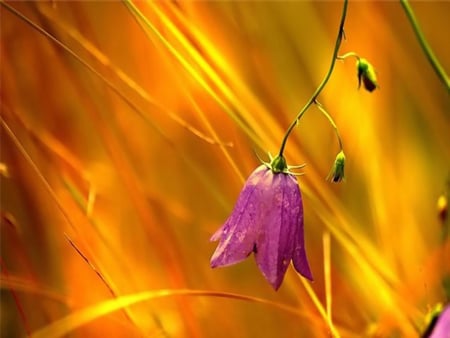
[
  {"left": 400, "top": 0, "right": 450, "bottom": 92},
  {"left": 337, "top": 51, "right": 359, "bottom": 61},
  {"left": 315, "top": 101, "right": 343, "bottom": 150},
  {"left": 278, "top": 0, "right": 348, "bottom": 157}
]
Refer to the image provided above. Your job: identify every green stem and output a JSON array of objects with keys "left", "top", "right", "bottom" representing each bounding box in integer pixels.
[
  {"left": 315, "top": 101, "right": 343, "bottom": 150},
  {"left": 278, "top": 0, "right": 348, "bottom": 157},
  {"left": 337, "top": 51, "right": 360, "bottom": 61},
  {"left": 400, "top": 0, "right": 450, "bottom": 92}
]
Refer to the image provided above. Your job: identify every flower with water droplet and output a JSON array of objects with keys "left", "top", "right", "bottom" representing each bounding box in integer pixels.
[
  {"left": 210, "top": 155, "right": 313, "bottom": 290},
  {"left": 357, "top": 58, "right": 378, "bottom": 92},
  {"left": 328, "top": 150, "right": 346, "bottom": 183}
]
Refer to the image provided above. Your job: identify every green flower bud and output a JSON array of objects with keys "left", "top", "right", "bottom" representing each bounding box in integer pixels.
[
  {"left": 437, "top": 193, "right": 448, "bottom": 224},
  {"left": 357, "top": 58, "right": 378, "bottom": 92},
  {"left": 328, "top": 150, "right": 346, "bottom": 183}
]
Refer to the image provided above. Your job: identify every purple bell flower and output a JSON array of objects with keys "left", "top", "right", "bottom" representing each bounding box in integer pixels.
[{"left": 210, "top": 155, "right": 313, "bottom": 290}]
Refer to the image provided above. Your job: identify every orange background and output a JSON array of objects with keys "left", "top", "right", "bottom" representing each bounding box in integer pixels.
[{"left": 1, "top": 1, "right": 449, "bottom": 337}]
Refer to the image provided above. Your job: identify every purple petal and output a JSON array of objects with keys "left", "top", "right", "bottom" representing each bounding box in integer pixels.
[
  {"left": 429, "top": 305, "right": 450, "bottom": 338},
  {"left": 291, "top": 176, "right": 313, "bottom": 280},
  {"left": 254, "top": 173, "right": 299, "bottom": 289},
  {"left": 210, "top": 165, "right": 268, "bottom": 268},
  {"left": 210, "top": 164, "right": 313, "bottom": 290}
]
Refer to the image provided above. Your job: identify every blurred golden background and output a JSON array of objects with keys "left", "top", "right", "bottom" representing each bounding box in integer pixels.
[{"left": 1, "top": 1, "right": 449, "bottom": 337}]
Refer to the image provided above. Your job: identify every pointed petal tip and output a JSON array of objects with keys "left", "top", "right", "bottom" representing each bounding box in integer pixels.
[
  {"left": 297, "top": 263, "right": 313, "bottom": 281},
  {"left": 302, "top": 270, "right": 314, "bottom": 282},
  {"left": 210, "top": 252, "right": 224, "bottom": 269},
  {"left": 260, "top": 268, "right": 285, "bottom": 291},
  {"left": 293, "top": 255, "right": 313, "bottom": 281},
  {"left": 209, "top": 250, "right": 221, "bottom": 268},
  {"left": 262, "top": 274, "right": 283, "bottom": 291},
  {"left": 271, "top": 279, "right": 283, "bottom": 291},
  {"left": 210, "top": 249, "right": 250, "bottom": 269},
  {"left": 210, "top": 228, "right": 223, "bottom": 242},
  {"left": 210, "top": 255, "right": 229, "bottom": 269},
  {"left": 267, "top": 267, "right": 312, "bottom": 290}
]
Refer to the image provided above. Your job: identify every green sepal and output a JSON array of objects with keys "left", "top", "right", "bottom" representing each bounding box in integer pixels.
[{"left": 270, "top": 155, "right": 288, "bottom": 173}]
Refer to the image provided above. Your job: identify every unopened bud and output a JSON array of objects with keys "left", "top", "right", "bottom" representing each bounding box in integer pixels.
[
  {"left": 357, "top": 58, "right": 378, "bottom": 92},
  {"left": 328, "top": 150, "right": 346, "bottom": 183},
  {"left": 437, "top": 193, "right": 448, "bottom": 224}
]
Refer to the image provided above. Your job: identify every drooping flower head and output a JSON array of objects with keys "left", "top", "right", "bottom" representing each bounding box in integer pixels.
[
  {"left": 328, "top": 150, "right": 346, "bottom": 183},
  {"left": 356, "top": 58, "right": 378, "bottom": 92},
  {"left": 210, "top": 155, "right": 312, "bottom": 290},
  {"left": 437, "top": 191, "right": 448, "bottom": 225}
]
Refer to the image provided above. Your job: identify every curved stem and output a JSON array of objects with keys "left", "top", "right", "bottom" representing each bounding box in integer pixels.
[
  {"left": 315, "top": 101, "right": 343, "bottom": 150},
  {"left": 400, "top": 0, "right": 450, "bottom": 92},
  {"left": 278, "top": 0, "right": 348, "bottom": 157},
  {"left": 337, "top": 51, "right": 360, "bottom": 61}
]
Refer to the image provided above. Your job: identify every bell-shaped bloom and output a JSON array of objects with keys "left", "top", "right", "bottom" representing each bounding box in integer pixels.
[
  {"left": 356, "top": 58, "right": 378, "bottom": 92},
  {"left": 210, "top": 158, "right": 313, "bottom": 290}
]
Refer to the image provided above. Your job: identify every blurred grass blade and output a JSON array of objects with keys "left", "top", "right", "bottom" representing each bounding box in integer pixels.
[{"left": 31, "top": 289, "right": 311, "bottom": 338}]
